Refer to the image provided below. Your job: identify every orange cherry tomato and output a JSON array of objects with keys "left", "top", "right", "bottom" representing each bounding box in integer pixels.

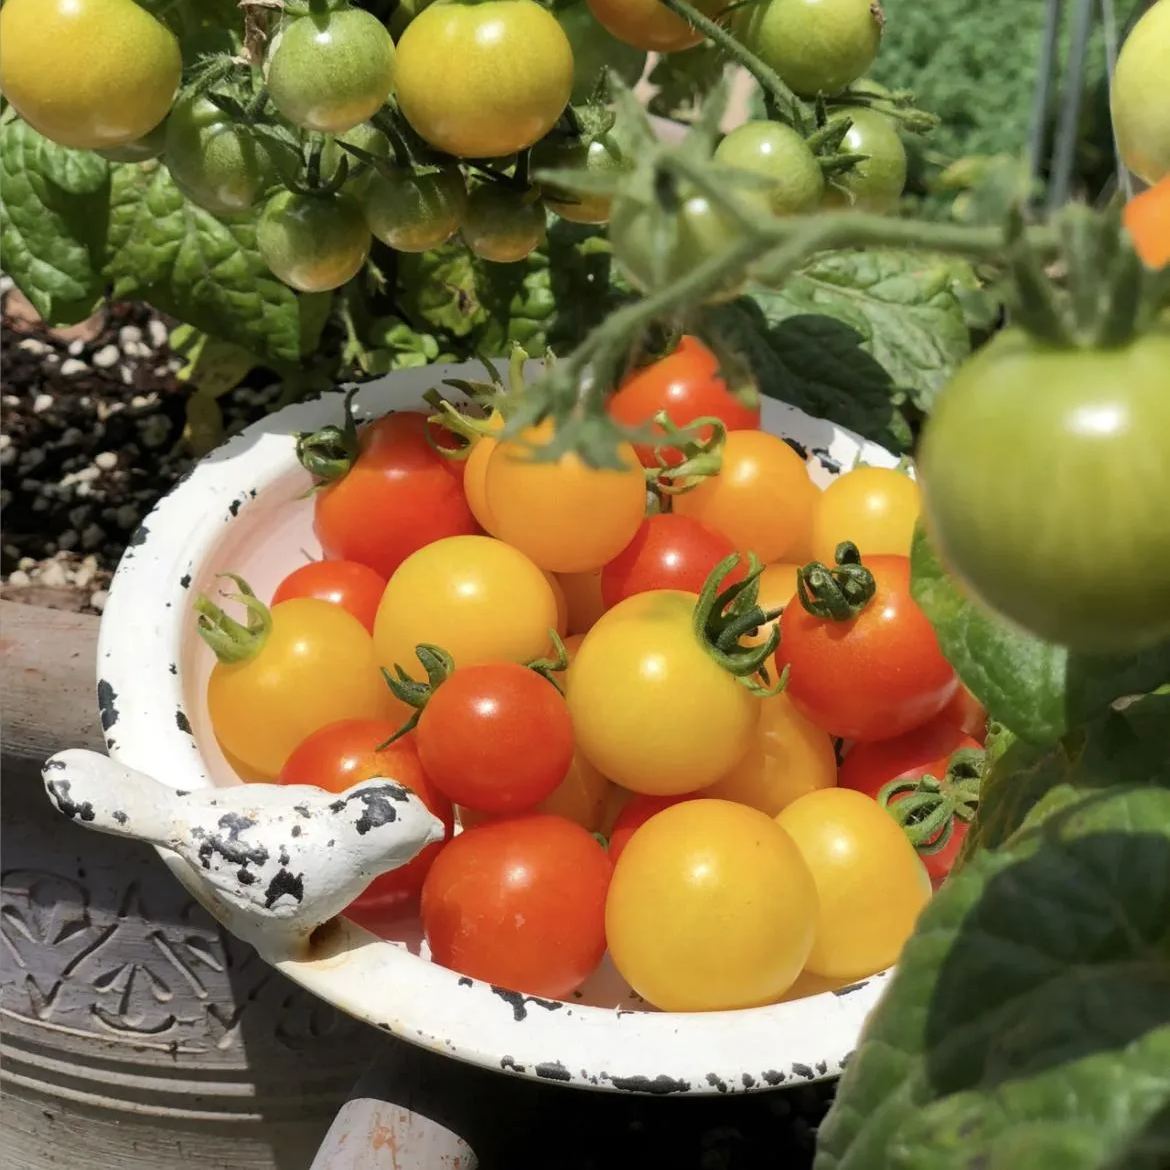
[
  {"left": 557, "top": 569, "right": 607, "bottom": 634},
  {"left": 811, "top": 465, "right": 920, "bottom": 563},
  {"left": 1123, "top": 175, "right": 1170, "bottom": 268}
]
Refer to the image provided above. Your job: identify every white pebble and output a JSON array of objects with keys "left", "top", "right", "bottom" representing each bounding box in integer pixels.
[
  {"left": 0, "top": 434, "right": 10, "bottom": 452},
  {"left": 148, "top": 319, "right": 169, "bottom": 348},
  {"left": 33, "top": 393, "right": 53, "bottom": 414},
  {"left": 7, "top": 570, "right": 30, "bottom": 587},
  {"left": 74, "top": 565, "right": 95, "bottom": 588},
  {"left": 60, "top": 358, "right": 88, "bottom": 377},
  {"left": 18, "top": 338, "right": 49, "bottom": 356},
  {"left": 118, "top": 325, "right": 143, "bottom": 347},
  {"left": 90, "top": 589, "right": 110, "bottom": 612},
  {"left": 68, "top": 340, "right": 85, "bottom": 356},
  {"left": 94, "top": 451, "right": 118, "bottom": 471},
  {"left": 120, "top": 367, "right": 134, "bottom": 385},
  {"left": 0, "top": 275, "right": 14, "bottom": 295},
  {"left": 92, "top": 344, "right": 119, "bottom": 368},
  {"left": 18, "top": 556, "right": 35, "bottom": 571},
  {"left": 39, "top": 561, "right": 68, "bottom": 588}
]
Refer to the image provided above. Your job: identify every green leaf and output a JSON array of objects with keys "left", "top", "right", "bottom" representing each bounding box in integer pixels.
[
  {"left": 911, "top": 528, "right": 1170, "bottom": 744},
  {"left": 0, "top": 119, "right": 109, "bottom": 323},
  {"left": 170, "top": 325, "right": 257, "bottom": 399},
  {"left": 749, "top": 249, "right": 975, "bottom": 413},
  {"left": 703, "top": 298, "right": 913, "bottom": 453},
  {"left": 817, "top": 782, "right": 1170, "bottom": 1170},
  {"left": 104, "top": 162, "right": 301, "bottom": 364}
]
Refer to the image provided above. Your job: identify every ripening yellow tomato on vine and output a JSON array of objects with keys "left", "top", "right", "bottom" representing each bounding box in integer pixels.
[
  {"left": 605, "top": 800, "right": 818, "bottom": 1011},
  {"left": 484, "top": 419, "right": 648, "bottom": 573},
  {"left": 0, "top": 0, "right": 181, "bottom": 150},
  {"left": 811, "top": 466, "right": 920, "bottom": 563}
]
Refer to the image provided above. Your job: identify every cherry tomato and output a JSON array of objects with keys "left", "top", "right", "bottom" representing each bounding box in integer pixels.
[
  {"left": 568, "top": 590, "right": 761, "bottom": 794},
  {"left": 421, "top": 814, "right": 611, "bottom": 997},
  {"left": 601, "top": 514, "right": 741, "bottom": 607},
  {"left": 608, "top": 792, "right": 698, "bottom": 863},
  {"left": 811, "top": 465, "right": 920, "bottom": 563},
  {"left": 458, "top": 415, "right": 506, "bottom": 534},
  {"left": 1111, "top": 0, "right": 1170, "bottom": 185},
  {"left": 557, "top": 0, "right": 647, "bottom": 104},
  {"left": 374, "top": 535, "right": 559, "bottom": 671},
  {"left": 543, "top": 572, "right": 570, "bottom": 640},
  {"left": 459, "top": 751, "right": 611, "bottom": 832},
  {"left": 363, "top": 164, "right": 468, "bottom": 254},
  {"left": 919, "top": 328, "right": 1170, "bottom": 652},
  {"left": 741, "top": 561, "right": 801, "bottom": 648},
  {"left": 606, "top": 800, "right": 817, "bottom": 1011},
  {"left": 534, "top": 130, "right": 631, "bottom": 225},
  {"left": 839, "top": 718, "right": 980, "bottom": 800},
  {"left": 278, "top": 720, "right": 454, "bottom": 915},
  {"left": 267, "top": 8, "right": 396, "bottom": 135},
  {"left": 558, "top": 570, "right": 607, "bottom": 635},
  {"left": 733, "top": 0, "right": 882, "bottom": 98},
  {"left": 714, "top": 121, "right": 825, "bottom": 214},
  {"left": 272, "top": 560, "right": 386, "bottom": 632},
  {"left": 823, "top": 107, "right": 907, "bottom": 211},
  {"left": 562, "top": 632, "right": 586, "bottom": 664},
  {"left": 165, "top": 93, "right": 280, "bottom": 217},
  {"left": 461, "top": 183, "right": 548, "bottom": 264},
  {"left": 673, "top": 431, "right": 818, "bottom": 564},
  {"left": 313, "top": 412, "right": 478, "bottom": 580},
  {"left": 416, "top": 664, "right": 574, "bottom": 814},
  {"left": 257, "top": 190, "right": 371, "bottom": 293},
  {"left": 206, "top": 598, "right": 398, "bottom": 780},
  {"left": 0, "top": 0, "right": 181, "bottom": 150},
  {"left": 777, "top": 555, "right": 958, "bottom": 741},
  {"left": 484, "top": 419, "right": 647, "bottom": 573},
  {"left": 396, "top": 0, "right": 573, "bottom": 159},
  {"left": 96, "top": 118, "right": 168, "bottom": 163},
  {"left": 704, "top": 691, "right": 837, "bottom": 815},
  {"left": 776, "top": 788, "right": 930, "bottom": 980},
  {"left": 1124, "top": 176, "right": 1170, "bottom": 269},
  {"left": 608, "top": 336, "right": 761, "bottom": 469},
  {"left": 586, "top": 0, "right": 726, "bottom": 52},
  {"left": 937, "top": 687, "right": 988, "bottom": 742}
]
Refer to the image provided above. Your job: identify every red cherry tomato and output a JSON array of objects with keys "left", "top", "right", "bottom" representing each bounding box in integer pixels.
[
  {"left": 272, "top": 559, "right": 387, "bottom": 632},
  {"left": 421, "top": 814, "right": 612, "bottom": 997},
  {"left": 937, "top": 686, "right": 988, "bottom": 743},
  {"left": 417, "top": 663, "right": 574, "bottom": 814},
  {"left": 278, "top": 719, "right": 454, "bottom": 916},
  {"left": 777, "top": 555, "right": 958, "bottom": 741},
  {"left": 608, "top": 791, "right": 699, "bottom": 863},
  {"left": 608, "top": 335, "right": 760, "bottom": 469},
  {"left": 313, "top": 412, "right": 479, "bottom": 578},
  {"left": 838, "top": 717, "right": 981, "bottom": 799},
  {"left": 600, "top": 514, "right": 743, "bottom": 607}
]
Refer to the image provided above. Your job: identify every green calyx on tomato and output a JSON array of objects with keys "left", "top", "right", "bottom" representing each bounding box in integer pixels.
[
  {"left": 651, "top": 410, "right": 728, "bottom": 494},
  {"left": 195, "top": 574, "right": 273, "bottom": 663},
  {"left": 693, "top": 554, "right": 783, "bottom": 691},
  {"left": 820, "top": 106, "right": 907, "bottom": 212},
  {"left": 795, "top": 542, "right": 878, "bottom": 621},
  {"left": 877, "top": 747, "right": 984, "bottom": 863},
  {"left": 296, "top": 388, "right": 360, "bottom": 482}
]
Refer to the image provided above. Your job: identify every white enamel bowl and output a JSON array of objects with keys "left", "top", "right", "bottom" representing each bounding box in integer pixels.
[{"left": 95, "top": 362, "right": 901, "bottom": 1096}]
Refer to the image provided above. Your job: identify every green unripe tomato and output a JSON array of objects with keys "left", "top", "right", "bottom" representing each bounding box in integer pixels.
[
  {"left": 714, "top": 121, "right": 825, "bottom": 215},
  {"left": 363, "top": 164, "right": 468, "bottom": 253},
  {"left": 268, "top": 8, "right": 396, "bottom": 135},
  {"left": 320, "top": 123, "right": 392, "bottom": 197},
  {"left": 823, "top": 106, "right": 906, "bottom": 211},
  {"left": 734, "top": 0, "right": 883, "bottom": 98},
  {"left": 533, "top": 132, "right": 631, "bottom": 225},
  {"left": 461, "top": 184, "right": 547, "bottom": 264},
  {"left": 1111, "top": 0, "right": 1170, "bottom": 185},
  {"left": 257, "top": 190, "right": 371, "bottom": 292}
]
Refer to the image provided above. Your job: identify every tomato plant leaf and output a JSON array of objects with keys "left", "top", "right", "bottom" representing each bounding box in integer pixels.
[
  {"left": 817, "top": 782, "right": 1170, "bottom": 1170},
  {"left": 103, "top": 162, "right": 302, "bottom": 364},
  {"left": 749, "top": 249, "right": 975, "bottom": 413},
  {"left": 911, "top": 529, "right": 1170, "bottom": 744},
  {"left": 0, "top": 119, "right": 109, "bottom": 324}
]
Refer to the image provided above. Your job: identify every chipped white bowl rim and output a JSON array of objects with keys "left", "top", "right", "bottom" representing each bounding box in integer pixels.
[{"left": 96, "top": 361, "right": 901, "bottom": 1096}]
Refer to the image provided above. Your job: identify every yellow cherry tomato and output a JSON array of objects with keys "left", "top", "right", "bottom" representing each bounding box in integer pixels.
[
  {"left": 704, "top": 691, "right": 837, "bottom": 815},
  {"left": 605, "top": 799, "right": 817, "bottom": 1011},
  {"left": 544, "top": 571, "right": 569, "bottom": 637},
  {"left": 567, "top": 590, "right": 761, "bottom": 794},
  {"left": 742, "top": 561, "right": 802, "bottom": 648},
  {"left": 462, "top": 415, "right": 505, "bottom": 534},
  {"left": 562, "top": 632, "right": 586, "bottom": 664},
  {"left": 674, "top": 431, "right": 818, "bottom": 563},
  {"left": 207, "top": 599, "right": 398, "bottom": 780},
  {"left": 373, "top": 535, "right": 557, "bottom": 672},
  {"left": 557, "top": 569, "right": 608, "bottom": 634},
  {"left": 484, "top": 419, "right": 648, "bottom": 573},
  {"left": 778, "top": 968, "right": 859, "bottom": 1002},
  {"left": 811, "top": 466, "right": 920, "bottom": 563},
  {"left": 776, "top": 788, "right": 931, "bottom": 980},
  {"left": 0, "top": 0, "right": 181, "bottom": 150}
]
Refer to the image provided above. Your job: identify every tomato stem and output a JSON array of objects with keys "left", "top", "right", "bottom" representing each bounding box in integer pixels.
[
  {"left": 194, "top": 574, "right": 272, "bottom": 663},
  {"left": 652, "top": 412, "right": 727, "bottom": 496},
  {"left": 796, "top": 542, "right": 876, "bottom": 621},
  {"left": 295, "top": 387, "right": 360, "bottom": 482},
  {"left": 879, "top": 748, "right": 984, "bottom": 859},
  {"left": 378, "top": 643, "right": 457, "bottom": 746}
]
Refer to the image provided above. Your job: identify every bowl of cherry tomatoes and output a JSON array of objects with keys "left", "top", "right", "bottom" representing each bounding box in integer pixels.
[{"left": 96, "top": 342, "right": 983, "bottom": 1095}]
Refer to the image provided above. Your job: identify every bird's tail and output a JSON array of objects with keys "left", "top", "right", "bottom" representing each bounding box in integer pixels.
[{"left": 42, "top": 749, "right": 174, "bottom": 845}]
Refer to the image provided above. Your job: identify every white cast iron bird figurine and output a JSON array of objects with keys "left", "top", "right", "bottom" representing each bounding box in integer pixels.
[{"left": 42, "top": 748, "right": 444, "bottom": 957}]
